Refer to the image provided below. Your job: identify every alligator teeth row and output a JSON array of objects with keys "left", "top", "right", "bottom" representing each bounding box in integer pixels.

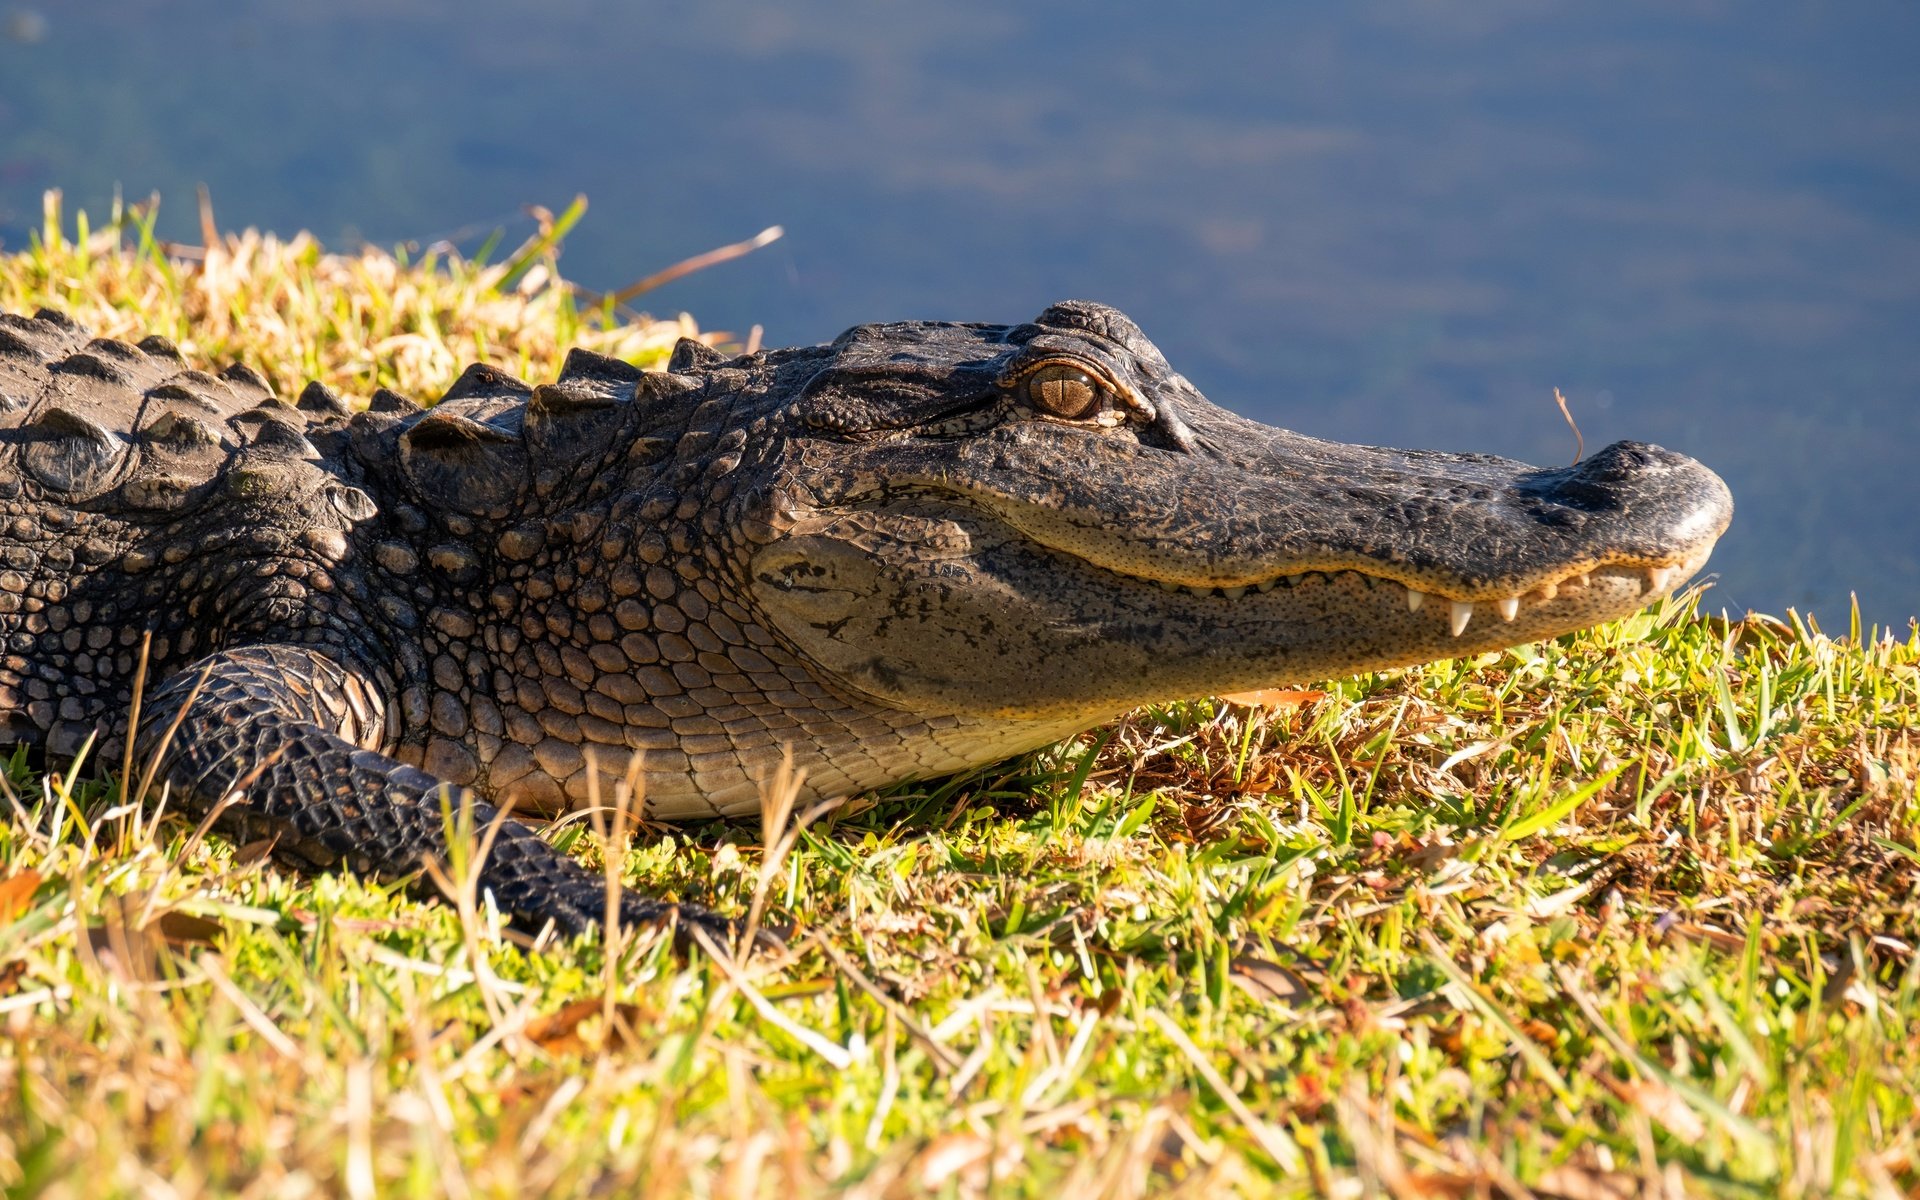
[
  {"left": 1407, "top": 564, "right": 1679, "bottom": 637},
  {"left": 1420, "top": 592, "right": 1534, "bottom": 635},
  {"left": 1152, "top": 563, "right": 1678, "bottom": 637}
]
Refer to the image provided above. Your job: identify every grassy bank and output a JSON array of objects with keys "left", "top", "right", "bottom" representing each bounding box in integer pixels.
[{"left": 0, "top": 197, "right": 1916, "bottom": 1198}]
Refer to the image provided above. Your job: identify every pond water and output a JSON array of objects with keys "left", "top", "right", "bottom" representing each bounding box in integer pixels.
[{"left": 2, "top": 1, "right": 1915, "bottom": 628}]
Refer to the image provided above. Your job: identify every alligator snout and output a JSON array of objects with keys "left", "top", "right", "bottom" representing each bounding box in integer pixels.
[{"left": 1514, "top": 440, "right": 1733, "bottom": 561}]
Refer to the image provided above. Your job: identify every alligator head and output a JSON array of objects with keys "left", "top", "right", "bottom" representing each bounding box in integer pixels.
[{"left": 745, "top": 300, "right": 1732, "bottom": 726}]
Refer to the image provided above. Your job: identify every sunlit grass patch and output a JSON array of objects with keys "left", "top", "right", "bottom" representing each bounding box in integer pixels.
[
  {"left": 0, "top": 189, "right": 704, "bottom": 399},
  {"left": 1, "top": 197, "right": 1917, "bottom": 1197}
]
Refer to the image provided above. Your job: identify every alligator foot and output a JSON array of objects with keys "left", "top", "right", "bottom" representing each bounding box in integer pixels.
[{"left": 135, "top": 644, "right": 786, "bottom": 956}]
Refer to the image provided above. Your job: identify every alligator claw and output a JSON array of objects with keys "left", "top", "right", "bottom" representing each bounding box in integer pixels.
[
  {"left": 616, "top": 893, "right": 747, "bottom": 956},
  {"left": 516, "top": 883, "right": 782, "bottom": 957}
]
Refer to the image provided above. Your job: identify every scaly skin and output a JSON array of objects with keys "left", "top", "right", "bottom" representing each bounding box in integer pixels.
[{"left": 0, "top": 301, "right": 1732, "bottom": 938}]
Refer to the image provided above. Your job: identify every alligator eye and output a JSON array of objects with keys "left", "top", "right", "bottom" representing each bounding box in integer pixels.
[{"left": 1023, "top": 363, "right": 1105, "bottom": 420}]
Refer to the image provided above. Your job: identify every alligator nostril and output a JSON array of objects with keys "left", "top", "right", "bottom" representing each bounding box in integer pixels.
[
  {"left": 1576, "top": 440, "right": 1680, "bottom": 483},
  {"left": 1517, "top": 440, "right": 1684, "bottom": 513}
]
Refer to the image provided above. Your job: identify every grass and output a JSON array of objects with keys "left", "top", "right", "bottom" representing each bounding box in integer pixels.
[{"left": 1, "top": 195, "right": 1917, "bottom": 1198}]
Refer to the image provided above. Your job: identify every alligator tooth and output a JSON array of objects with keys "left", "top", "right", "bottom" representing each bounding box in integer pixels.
[
  {"left": 1536, "top": 582, "right": 1559, "bottom": 601},
  {"left": 1496, "top": 596, "right": 1519, "bottom": 622},
  {"left": 1158, "top": 580, "right": 1182, "bottom": 593},
  {"left": 1449, "top": 600, "right": 1473, "bottom": 637},
  {"left": 1185, "top": 585, "right": 1212, "bottom": 598},
  {"left": 1646, "top": 566, "right": 1673, "bottom": 593},
  {"left": 1256, "top": 579, "right": 1277, "bottom": 593},
  {"left": 1222, "top": 585, "right": 1248, "bottom": 600},
  {"left": 1406, "top": 589, "right": 1425, "bottom": 612},
  {"left": 1572, "top": 572, "right": 1590, "bottom": 587}
]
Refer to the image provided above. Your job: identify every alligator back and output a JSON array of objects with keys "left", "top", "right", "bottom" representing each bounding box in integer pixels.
[
  {"left": 0, "top": 309, "right": 375, "bottom": 760},
  {"left": 0, "top": 308, "right": 788, "bottom": 936},
  {"left": 0, "top": 307, "right": 822, "bottom": 818}
]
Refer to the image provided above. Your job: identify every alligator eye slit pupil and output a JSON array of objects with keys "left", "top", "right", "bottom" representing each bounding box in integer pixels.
[{"left": 1025, "top": 363, "right": 1103, "bottom": 419}]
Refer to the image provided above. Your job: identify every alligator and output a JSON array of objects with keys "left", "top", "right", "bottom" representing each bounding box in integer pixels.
[{"left": 0, "top": 301, "right": 1731, "bottom": 938}]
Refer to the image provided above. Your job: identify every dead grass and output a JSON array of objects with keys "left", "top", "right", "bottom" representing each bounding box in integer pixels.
[{"left": 0, "top": 195, "right": 1917, "bottom": 1198}]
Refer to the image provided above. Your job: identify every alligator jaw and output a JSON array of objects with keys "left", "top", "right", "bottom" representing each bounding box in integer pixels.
[
  {"left": 1088, "top": 520, "right": 1717, "bottom": 620},
  {"left": 1066, "top": 541, "right": 1721, "bottom": 663},
  {"left": 1074, "top": 515, "right": 1726, "bottom": 639},
  {"left": 750, "top": 469, "right": 1729, "bottom": 724},
  {"left": 754, "top": 530, "right": 1724, "bottom": 728}
]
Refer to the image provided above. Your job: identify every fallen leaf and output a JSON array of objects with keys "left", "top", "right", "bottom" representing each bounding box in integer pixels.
[
  {"left": 525, "top": 996, "right": 653, "bottom": 1056},
  {"left": 1220, "top": 688, "right": 1327, "bottom": 711},
  {"left": 0, "top": 869, "right": 42, "bottom": 922},
  {"left": 152, "top": 910, "right": 224, "bottom": 946},
  {"left": 1519, "top": 1017, "right": 1561, "bottom": 1046},
  {"left": 1230, "top": 956, "right": 1315, "bottom": 1006},
  {"left": 232, "top": 837, "right": 278, "bottom": 867}
]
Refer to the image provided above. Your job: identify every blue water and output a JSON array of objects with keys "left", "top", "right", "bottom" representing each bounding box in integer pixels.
[{"left": 2, "top": 1, "right": 1915, "bottom": 627}]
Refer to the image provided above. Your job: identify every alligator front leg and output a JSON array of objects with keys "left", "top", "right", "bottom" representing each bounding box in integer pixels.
[{"left": 135, "top": 644, "right": 718, "bottom": 941}]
